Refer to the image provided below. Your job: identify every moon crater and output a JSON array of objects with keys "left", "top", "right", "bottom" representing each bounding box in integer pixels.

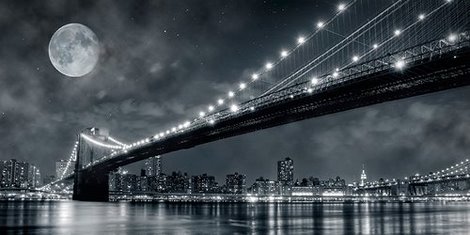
[{"left": 48, "top": 23, "right": 100, "bottom": 77}]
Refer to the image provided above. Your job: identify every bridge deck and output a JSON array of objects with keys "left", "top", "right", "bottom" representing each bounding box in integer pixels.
[{"left": 75, "top": 42, "right": 470, "bottom": 175}]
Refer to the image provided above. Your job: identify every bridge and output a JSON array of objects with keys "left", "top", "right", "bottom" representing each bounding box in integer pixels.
[
  {"left": 40, "top": 0, "right": 470, "bottom": 201},
  {"left": 358, "top": 158, "right": 470, "bottom": 197}
]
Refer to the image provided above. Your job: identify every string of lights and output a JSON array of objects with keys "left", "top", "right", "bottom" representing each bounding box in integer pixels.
[
  {"left": 108, "top": 136, "right": 127, "bottom": 146},
  {"left": 59, "top": 141, "right": 78, "bottom": 180},
  {"left": 123, "top": 0, "right": 454, "bottom": 152},
  {"left": 118, "top": 1, "right": 362, "bottom": 150},
  {"left": 81, "top": 134, "right": 123, "bottom": 149},
  {"left": 54, "top": 0, "right": 464, "bottom": 175}
]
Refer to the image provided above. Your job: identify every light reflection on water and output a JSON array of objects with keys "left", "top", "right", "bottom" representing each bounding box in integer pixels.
[{"left": 0, "top": 201, "right": 470, "bottom": 234}]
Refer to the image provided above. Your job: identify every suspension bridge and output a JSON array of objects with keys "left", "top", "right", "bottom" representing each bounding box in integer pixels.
[
  {"left": 40, "top": 0, "right": 470, "bottom": 201},
  {"left": 358, "top": 158, "right": 470, "bottom": 197}
]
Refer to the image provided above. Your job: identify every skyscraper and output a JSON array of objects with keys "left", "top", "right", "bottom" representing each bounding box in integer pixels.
[
  {"left": 28, "top": 164, "right": 41, "bottom": 188},
  {"left": 360, "top": 164, "right": 367, "bottom": 187},
  {"left": 277, "top": 157, "right": 294, "bottom": 183},
  {"left": 145, "top": 156, "right": 161, "bottom": 177},
  {"left": 0, "top": 159, "right": 41, "bottom": 189}
]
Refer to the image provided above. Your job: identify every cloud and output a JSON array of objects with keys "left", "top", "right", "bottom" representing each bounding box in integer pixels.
[{"left": 0, "top": 0, "right": 469, "bottom": 186}]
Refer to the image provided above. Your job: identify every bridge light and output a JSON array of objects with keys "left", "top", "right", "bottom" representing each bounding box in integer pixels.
[
  {"left": 208, "top": 105, "right": 214, "bottom": 112},
  {"left": 418, "top": 14, "right": 425, "bottom": 21},
  {"left": 251, "top": 73, "right": 259, "bottom": 80},
  {"left": 228, "top": 91, "right": 235, "bottom": 98},
  {"left": 332, "top": 71, "right": 339, "bottom": 78},
  {"left": 317, "top": 21, "right": 324, "bottom": 29},
  {"left": 337, "top": 3, "right": 346, "bottom": 11},
  {"left": 447, "top": 33, "right": 458, "bottom": 43},
  {"left": 373, "top": 43, "right": 379, "bottom": 49},
  {"left": 199, "top": 111, "right": 205, "bottom": 117},
  {"left": 265, "top": 62, "right": 273, "bottom": 70},
  {"left": 208, "top": 119, "right": 215, "bottom": 125},
  {"left": 239, "top": 82, "right": 246, "bottom": 90},
  {"left": 184, "top": 121, "right": 191, "bottom": 127},
  {"left": 307, "top": 88, "right": 313, "bottom": 93},
  {"left": 352, "top": 55, "right": 359, "bottom": 62},
  {"left": 217, "top": 99, "right": 224, "bottom": 105},
  {"left": 311, "top": 77, "right": 319, "bottom": 84},
  {"left": 281, "top": 50, "right": 288, "bottom": 57},
  {"left": 250, "top": 106, "right": 255, "bottom": 111},
  {"left": 166, "top": 130, "right": 170, "bottom": 134},
  {"left": 394, "top": 60, "right": 406, "bottom": 70},
  {"left": 230, "top": 104, "right": 239, "bottom": 112},
  {"left": 394, "top": 29, "right": 401, "bottom": 36},
  {"left": 178, "top": 124, "right": 183, "bottom": 129},
  {"left": 297, "top": 36, "right": 305, "bottom": 44}
]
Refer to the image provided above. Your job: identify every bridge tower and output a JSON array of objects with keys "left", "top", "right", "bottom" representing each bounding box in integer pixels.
[{"left": 73, "top": 127, "right": 113, "bottom": 201}]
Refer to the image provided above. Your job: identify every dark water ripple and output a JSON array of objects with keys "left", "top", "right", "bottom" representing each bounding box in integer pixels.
[{"left": 0, "top": 201, "right": 469, "bottom": 234}]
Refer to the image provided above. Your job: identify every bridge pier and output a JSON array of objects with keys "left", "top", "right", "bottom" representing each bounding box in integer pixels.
[{"left": 73, "top": 170, "right": 109, "bottom": 202}]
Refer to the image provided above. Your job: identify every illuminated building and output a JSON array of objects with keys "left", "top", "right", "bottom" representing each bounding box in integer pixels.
[
  {"left": 225, "top": 172, "right": 246, "bottom": 194},
  {"left": 145, "top": 156, "right": 161, "bottom": 177},
  {"left": 360, "top": 164, "right": 367, "bottom": 187},
  {"left": 191, "top": 173, "right": 218, "bottom": 193},
  {"left": 278, "top": 157, "right": 294, "bottom": 195},
  {"left": 167, "top": 171, "right": 190, "bottom": 193},
  {"left": 0, "top": 159, "right": 41, "bottom": 189}
]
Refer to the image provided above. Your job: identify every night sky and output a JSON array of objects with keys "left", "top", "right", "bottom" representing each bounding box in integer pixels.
[{"left": 1, "top": 0, "right": 469, "bottom": 184}]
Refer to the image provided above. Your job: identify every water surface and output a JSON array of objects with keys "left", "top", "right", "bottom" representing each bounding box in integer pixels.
[{"left": 1, "top": 201, "right": 469, "bottom": 234}]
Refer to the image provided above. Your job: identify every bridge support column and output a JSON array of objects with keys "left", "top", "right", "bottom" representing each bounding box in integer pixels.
[{"left": 73, "top": 170, "right": 109, "bottom": 202}]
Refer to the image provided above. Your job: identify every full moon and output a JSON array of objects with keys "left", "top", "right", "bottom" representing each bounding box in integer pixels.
[{"left": 48, "top": 23, "right": 100, "bottom": 77}]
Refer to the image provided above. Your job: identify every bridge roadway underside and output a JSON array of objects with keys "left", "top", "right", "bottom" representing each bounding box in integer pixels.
[{"left": 74, "top": 48, "right": 470, "bottom": 201}]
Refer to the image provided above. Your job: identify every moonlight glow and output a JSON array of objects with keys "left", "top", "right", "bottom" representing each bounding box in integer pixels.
[{"left": 48, "top": 23, "right": 100, "bottom": 77}]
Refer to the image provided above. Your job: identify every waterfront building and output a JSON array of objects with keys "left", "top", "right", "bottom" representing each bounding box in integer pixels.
[
  {"left": 225, "top": 172, "right": 246, "bottom": 194},
  {"left": 0, "top": 159, "right": 41, "bottom": 189},
  {"left": 249, "top": 177, "right": 278, "bottom": 195},
  {"left": 191, "top": 173, "right": 218, "bottom": 193},
  {"left": 167, "top": 171, "right": 190, "bottom": 193},
  {"left": 109, "top": 168, "right": 140, "bottom": 193}
]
